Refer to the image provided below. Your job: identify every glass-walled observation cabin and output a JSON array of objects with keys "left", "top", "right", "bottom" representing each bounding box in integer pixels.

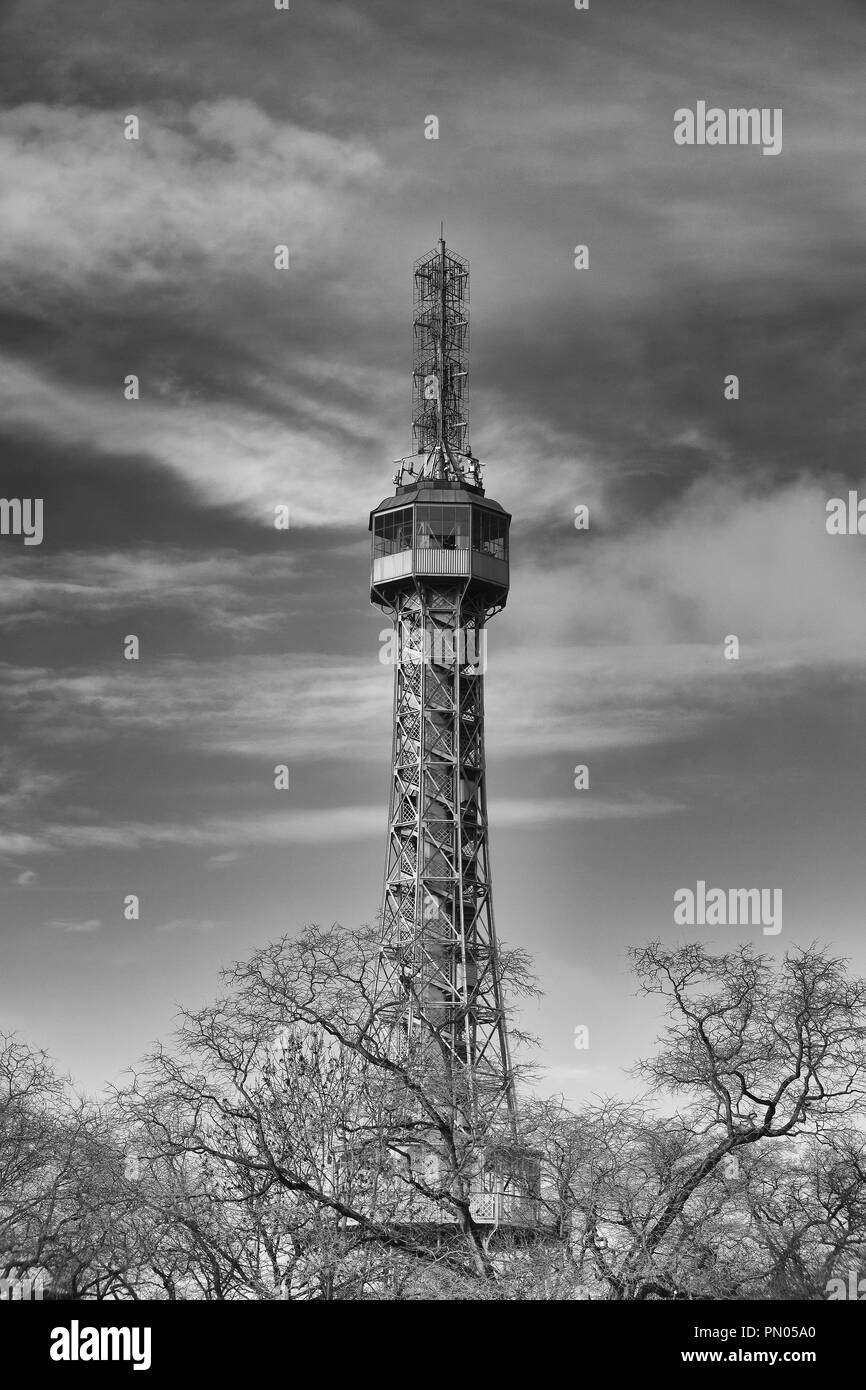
[{"left": 371, "top": 498, "right": 509, "bottom": 593}]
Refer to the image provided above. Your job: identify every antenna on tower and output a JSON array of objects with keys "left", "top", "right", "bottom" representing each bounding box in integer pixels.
[{"left": 410, "top": 234, "right": 470, "bottom": 483}]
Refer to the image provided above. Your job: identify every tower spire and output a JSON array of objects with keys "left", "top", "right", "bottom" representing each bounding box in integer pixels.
[{"left": 399, "top": 235, "right": 474, "bottom": 488}]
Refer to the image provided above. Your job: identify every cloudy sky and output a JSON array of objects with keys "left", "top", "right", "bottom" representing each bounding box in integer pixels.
[{"left": 1, "top": 0, "right": 865, "bottom": 1101}]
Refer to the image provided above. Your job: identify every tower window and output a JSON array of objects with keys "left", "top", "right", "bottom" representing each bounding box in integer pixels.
[
  {"left": 373, "top": 507, "right": 413, "bottom": 558},
  {"left": 471, "top": 509, "right": 507, "bottom": 561},
  {"left": 415, "top": 505, "right": 469, "bottom": 550}
]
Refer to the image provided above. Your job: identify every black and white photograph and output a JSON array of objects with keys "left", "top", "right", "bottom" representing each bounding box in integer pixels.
[{"left": 1, "top": 0, "right": 864, "bottom": 1366}]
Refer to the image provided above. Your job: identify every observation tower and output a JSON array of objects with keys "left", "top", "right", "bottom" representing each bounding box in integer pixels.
[{"left": 369, "top": 237, "right": 523, "bottom": 1170}]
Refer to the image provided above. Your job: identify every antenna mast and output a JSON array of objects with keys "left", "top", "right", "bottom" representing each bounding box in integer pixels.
[{"left": 405, "top": 234, "right": 476, "bottom": 486}]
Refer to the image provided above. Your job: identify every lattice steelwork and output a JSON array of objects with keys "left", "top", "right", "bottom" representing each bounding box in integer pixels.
[
  {"left": 371, "top": 237, "right": 517, "bottom": 1131},
  {"left": 412, "top": 240, "right": 469, "bottom": 462},
  {"left": 375, "top": 583, "right": 513, "bottom": 1117}
]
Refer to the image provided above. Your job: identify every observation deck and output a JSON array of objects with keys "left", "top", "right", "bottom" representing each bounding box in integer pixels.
[{"left": 369, "top": 481, "right": 510, "bottom": 603}]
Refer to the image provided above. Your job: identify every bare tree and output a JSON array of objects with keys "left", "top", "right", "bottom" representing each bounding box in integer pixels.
[
  {"left": 587, "top": 942, "right": 866, "bottom": 1298},
  {"left": 115, "top": 923, "right": 539, "bottom": 1295},
  {"left": 7, "top": 937, "right": 865, "bottom": 1301}
]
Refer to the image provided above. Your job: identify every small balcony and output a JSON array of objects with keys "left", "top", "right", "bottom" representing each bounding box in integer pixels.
[{"left": 372, "top": 548, "right": 508, "bottom": 588}]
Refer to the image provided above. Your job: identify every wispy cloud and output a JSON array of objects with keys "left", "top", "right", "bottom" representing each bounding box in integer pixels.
[
  {"left": 46, "top": 918, "right": 102, "bottom": 933},
  {"left": 155, "top": 918, "right": 219, "bottom": 933},
  {"left": 0, "top": 548, "right": 297, "bottom": 631},
  {"left": 0, "top": 100, "right": 383, "bottom": 293},
  {"left": 3, "top": 793, "right": 682, "bottom": 859}
]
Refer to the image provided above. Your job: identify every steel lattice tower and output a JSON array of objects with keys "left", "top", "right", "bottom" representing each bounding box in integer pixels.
[{"left": 370, "top": 235, "right": 516, "bottom": 1128}]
